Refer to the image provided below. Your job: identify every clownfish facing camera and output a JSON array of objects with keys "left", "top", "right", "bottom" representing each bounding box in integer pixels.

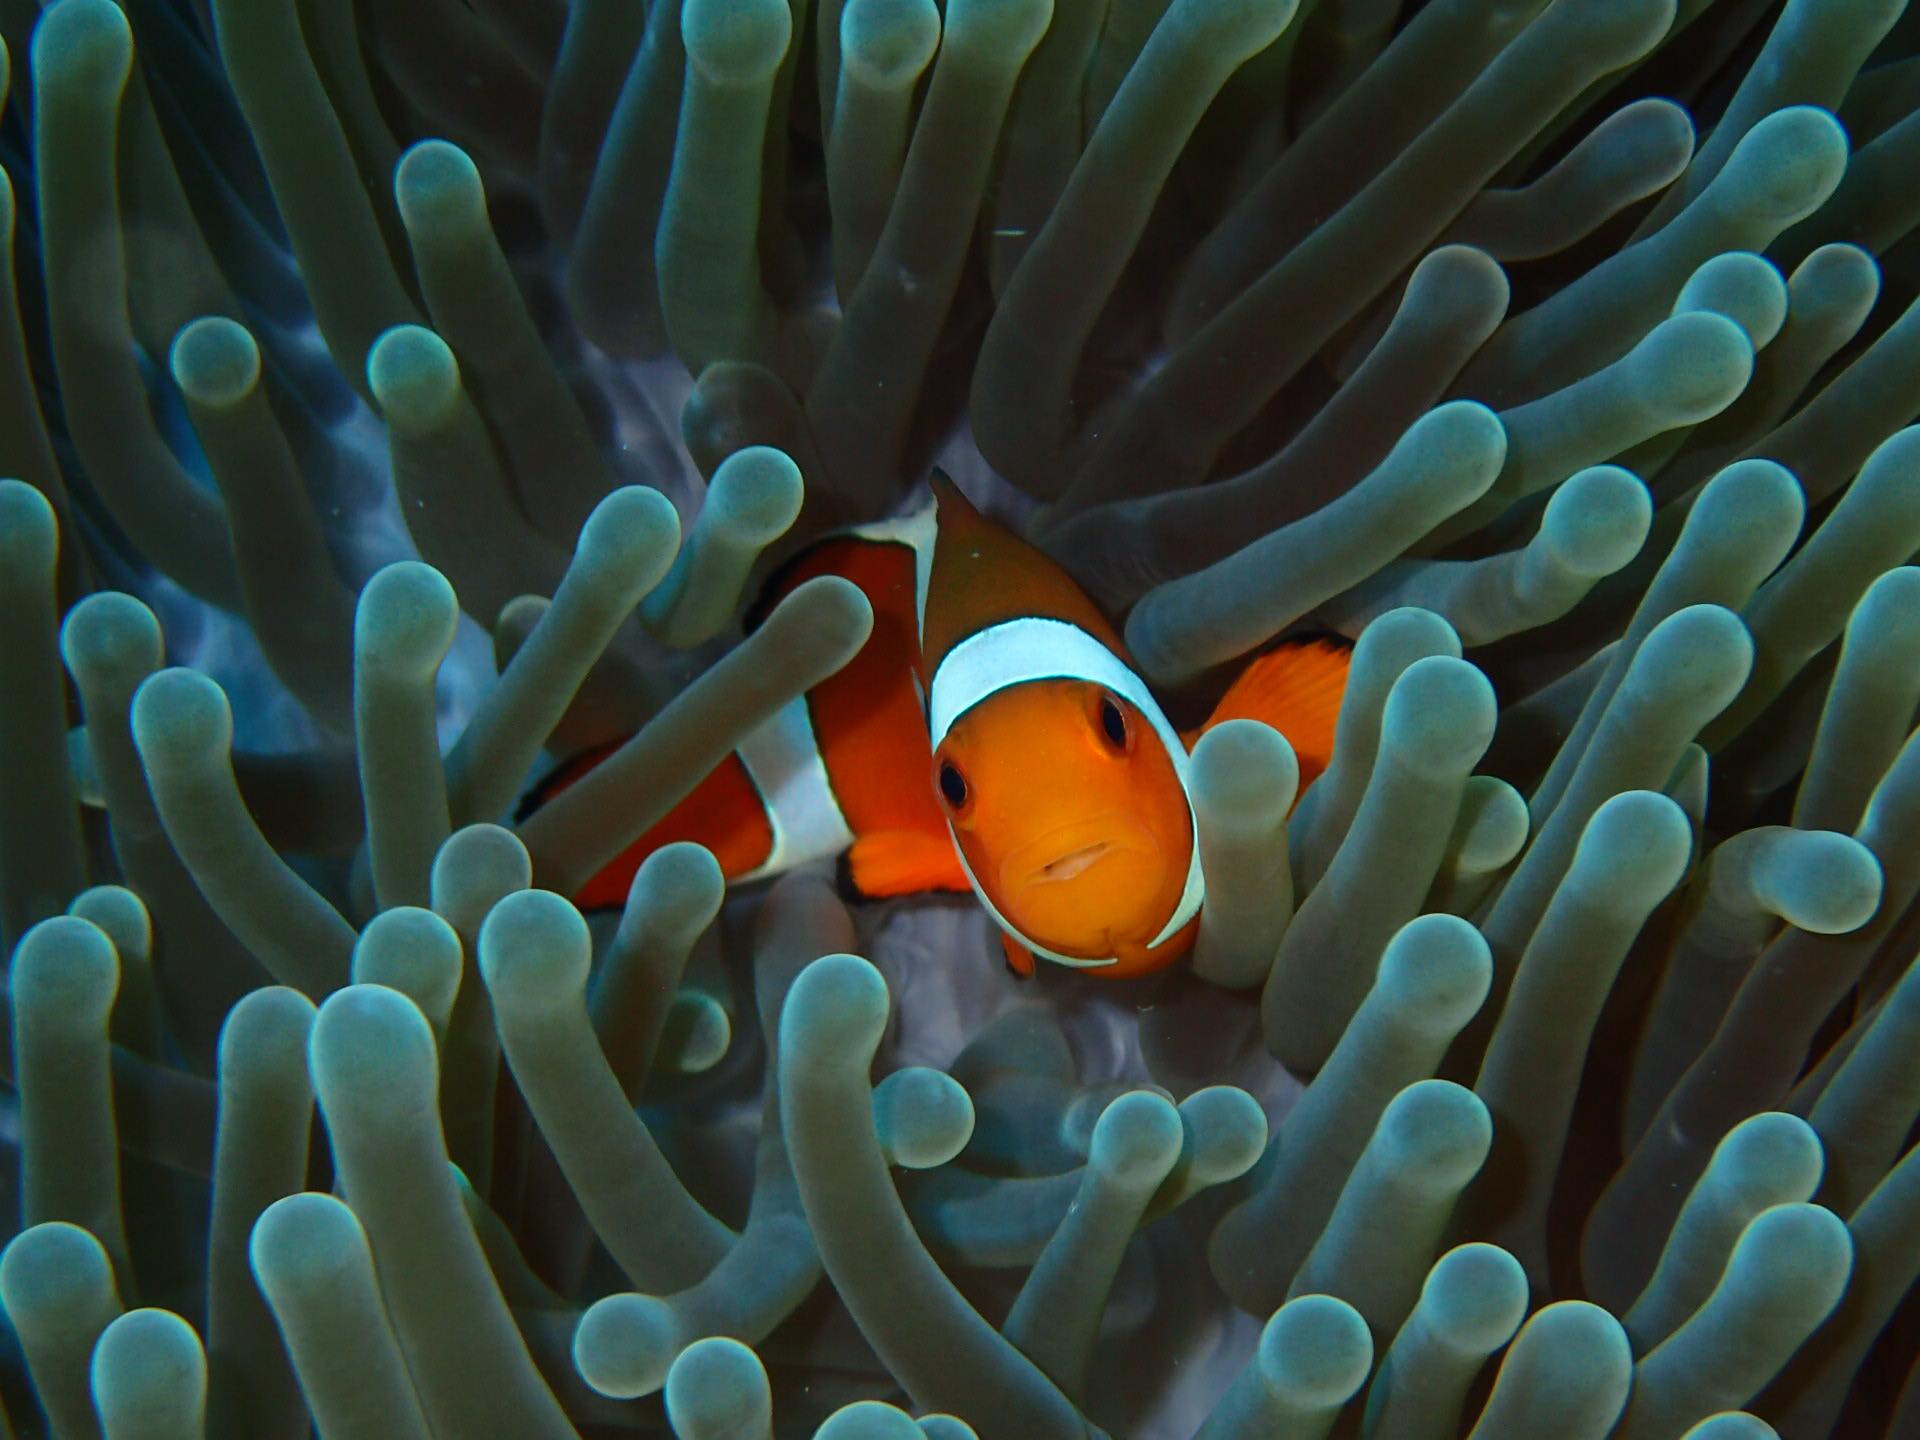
[{"left": 529, "top": 476, "right": 1350, "bottom": 979}]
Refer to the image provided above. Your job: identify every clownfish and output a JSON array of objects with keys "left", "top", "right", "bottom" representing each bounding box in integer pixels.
[{"left": 531, "top": 476, "right": 1350, "bottom": 979}]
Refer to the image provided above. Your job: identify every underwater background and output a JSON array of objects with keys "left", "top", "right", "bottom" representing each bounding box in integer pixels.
[{"left": 1, "top": 0, "right": 1919, "bottom": 1434}]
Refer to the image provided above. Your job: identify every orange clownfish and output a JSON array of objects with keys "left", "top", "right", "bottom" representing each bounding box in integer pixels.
[{"left": 532, "top": 477, "right": 1350, "bottom": 979}]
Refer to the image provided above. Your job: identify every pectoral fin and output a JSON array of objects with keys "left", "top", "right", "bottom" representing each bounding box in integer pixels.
[
  {"left": 1193, "top": 637, "right": 1353, "bottom": 794},
  {"left": 1000, "top": 932, "right": 1036, "bottom": 978}
]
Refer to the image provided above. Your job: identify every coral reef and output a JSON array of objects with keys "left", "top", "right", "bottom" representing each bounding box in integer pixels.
[{"left": 1, "top": 0, "right": 1919, "bottom": 1435}]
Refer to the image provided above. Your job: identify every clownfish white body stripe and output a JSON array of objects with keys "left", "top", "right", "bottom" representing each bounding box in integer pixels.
[
  {"left": 731, "top": 504, "right": 936, "bottom": 882},
  {"left": 731, "top": 695, "right": 856, "bottom": 883}
]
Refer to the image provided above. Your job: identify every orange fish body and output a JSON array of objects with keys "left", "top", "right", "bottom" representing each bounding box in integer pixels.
[{"left": 540, "top": 479, "right": 1349, "bottom": 979}]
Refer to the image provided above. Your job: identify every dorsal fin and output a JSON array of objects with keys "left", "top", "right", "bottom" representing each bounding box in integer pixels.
[
  {"left": 918, "top": 473, "right": 1128, "bottom": 678},
  {"left": 744, "top": 501, "right": 935, "bottom": 638}
]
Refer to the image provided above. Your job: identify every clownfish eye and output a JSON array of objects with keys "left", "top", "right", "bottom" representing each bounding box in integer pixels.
[
  {"left": 1098, "top": 694, "right": 1129, "bottom": 751},
  {"left": 938, "top": 761, "right": 968, "bottom": 809}
]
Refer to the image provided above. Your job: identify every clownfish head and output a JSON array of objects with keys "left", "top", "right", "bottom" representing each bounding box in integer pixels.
[
  {"left": 916, "top": 476, "right": 1202, "bottom": 977},
  {"left": 931, "top": 673, "right": 1199, "bottom": 976}
]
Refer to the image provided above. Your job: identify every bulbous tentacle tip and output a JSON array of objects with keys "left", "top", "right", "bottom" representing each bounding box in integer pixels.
[
  {"left": 577, "top": 485, "right": 683, "bottom": 577},
  {"left": 1716, "top": 1112, "right": 1828, "bottom": 1201},
  {"left": 681, "top": 0, "right": 793, "bottom": 85},
  {"left": 1573, "top": 790, "right": 1693, "bottom": 900},
  {"left": 11, "top": 915, "right": 119, "bottom": 1025},
  {"left": 1177, "top": 1087, "right": 1269, "bottom": 1186},
  {"left": 1191, "top": 720, "right": 1299, "bottom": 823},
  {"left": 1420, "top": 1243, "right": 1531, "bottom": 1351},
  {"left": 634, "top": 841, "right": 728, "bottom": 910},
  {"left": 354, "top": 908, "right": 463, "bottom": 1018},
  {"left": 355, "top": 561, "right": 461, "bottom": 674},
  {"left": 170, "top": 316, "right": 261, "bottom": 408},
  {"left": 68, "top": 885, "right": 152, "bottom": 961},
  {"left": 432, "top": 824, "right": 534, "bottom": 907},
  {"left": 1630, "top": 311, "right": 1755, "bottom": 423},
  {"left": 1383, "top": 655, "right": 1498, "bottom": 775},
  {"left": 666, "top": 991, "right": 733, "bottom": 1074},
  {"left": 875, "top": 1066, "right": 976, "bottom": 1170},
  {"left": 1513, "top": 1298, "right": 1634, "bottom": 1366},
  {"left": 478, "top": 888, "right": 593, "bottom": 1009},
  {"left": 1543, "top": 467, "right": 1654, "bottom": 580},
  {"left": 1673, "top": 252, "right": 1788, "bottom": 350},
  {"left": 1377, "top": 1080, "right": 1494, "bottom": 1191},
  {"left": 1679, "top": 1413, "right": 1779, "bottom": 1439},
  {"left": 61, "top": 592, "right": 163, "bottom": 682},
  {"left": 664, "top": 1336, "right": 772, "bottom": 1439},
  {"left": 1256, "top": 1293, "right": 1374, "bottom": 1408},
  {"left": 1089, "top": 1088, "right": 1186, "bottom": 1187},
  {"left": 0, "top": 479, "right": 57, "bottom": 575},
  {"left": 1720, "top": 106, "right": 1851, "bottom": 226},
  {"left": 1376, "top": 913, "right": 1494, "bottom": 1033},
  {"left": 90, "top": 1307, "right": 207, "bottom": 1419},
  {"left": 1409, "top": 400, "right": 1509, "bottom": 483},
  {"left": 1726, "top": 1201, "right": 1853, "bottom": 1304},
  {"left": 783, "top": 952, "right": 892, "bottom": 1063},
  {"left": 574, "top": 1292, "right": 681, "bottom": 1400},
  {"left": 940, "top": 0, "right": 1052, "bottom": 57},
  {"left": 130, "top": 667, "right": 234, "bottom": 770},
  {"left": 308, "top": 983, "right": 440, "bottom": 1120},
  {"left": 249, "top": 1192, "right": 371, "bottom": 1295},
  {"left": 1763, "top": 831, "right": 1883, "bottom": 935},
  {"left": 395, "top": 139, "right": 488, "bottom": 231},
  {"left": 709, "top": 447, "right": 805, "bottom": 538},
  {"left": 1365, "top": 607, "right": 1467, "bottom": 667},
  {"left": 841, "top": 0, "right": 942, "bottom": 88},
  {"left": 220, "top": 984, "right": 320, "bottom": 1068},
  {"left": 367, "top": 325, "right": 462, "bottom": 425},
  {"left": 1449, "top": 778, "right": 1531, "bottom": 877},
  {"left": 0, "top": 1221, "right": 116, "bottom": 1313},
  {"left": 32, "top": 0, "right": 133, "bottom": 97},
  {"left": 1632, "top": 604, "right": 1755, "bottom": 713},
  {"left": 815, "top": 1400, "right": 925, "bottom": 1438},
  {"left": 770, "top": 574, "right": 879, "bottom": 657}
]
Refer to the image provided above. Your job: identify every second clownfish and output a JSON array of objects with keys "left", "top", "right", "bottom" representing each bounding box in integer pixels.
[{"left": 532, "top": 476, "right": 1350, "bottom": 979}]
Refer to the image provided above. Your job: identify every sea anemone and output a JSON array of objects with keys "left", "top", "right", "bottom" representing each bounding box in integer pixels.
[{"left": 1, "top": 0, "right": 1919, "bottom": 1435}]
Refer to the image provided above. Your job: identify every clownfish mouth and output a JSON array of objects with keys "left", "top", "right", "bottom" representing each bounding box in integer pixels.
[{"left": 1034, "top": 841, "right": 1112, "bottom": 884}]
